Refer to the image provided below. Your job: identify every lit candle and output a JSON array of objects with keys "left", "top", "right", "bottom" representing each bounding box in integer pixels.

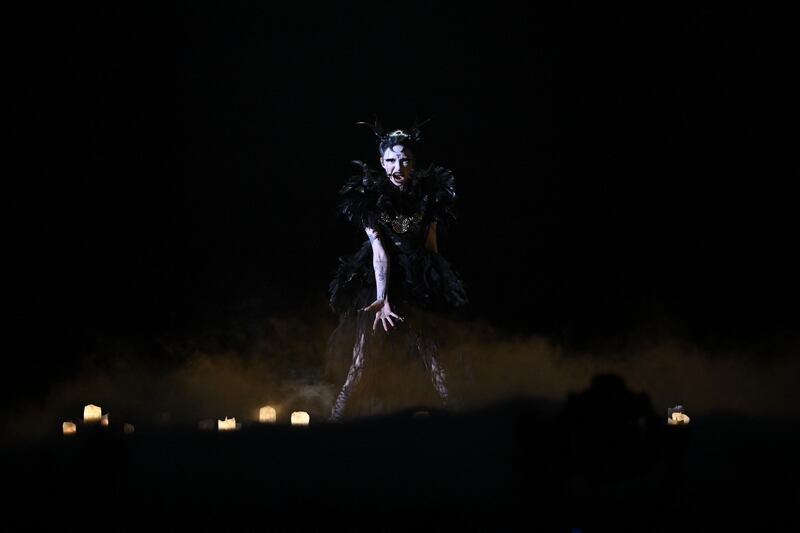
[
  {"left": 667, "top": 405, "right": 690, "bottom": 425},
  {"left": 290, "top": 411, "right": 310, "bottom": 426},
  {"left": 259, "top": 406, "right": 277, "bottom": 423},
  {"left": 668, "top": 412, "right": 690, "bottom": 425},
  {"left": 100, "top": 414, "right": 109, "bottom": 427},
  {"left": 62, "top": 422, "right": 77, "bottom": 435},
  {"left": 218, "top": 417, "right": 237, "bottom": 431},
  {"left": 83, "top": 404, "right": 102, "bottom": 423}
]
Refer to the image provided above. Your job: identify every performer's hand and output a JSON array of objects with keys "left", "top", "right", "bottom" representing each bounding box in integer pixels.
[{"left": 361, "top": 299, "right": 404, "bottom": 333}]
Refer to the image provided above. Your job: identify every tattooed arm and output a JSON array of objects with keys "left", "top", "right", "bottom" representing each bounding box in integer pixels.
[
  {"left": 366, "top": 226, "right": 389, "bottom": 302},
  {"left": 362, "top": 225, "right": 403, "bottom": 331}
]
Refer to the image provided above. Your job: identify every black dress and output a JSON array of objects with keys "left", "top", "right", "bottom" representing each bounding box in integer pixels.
[{"left": 325, "top": 161, "right": 469, "bottom": 416}]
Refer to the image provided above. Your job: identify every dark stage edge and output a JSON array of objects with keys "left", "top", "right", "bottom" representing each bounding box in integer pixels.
[{"left": 4, "top": 398, "right": 799, "bottom": 532}]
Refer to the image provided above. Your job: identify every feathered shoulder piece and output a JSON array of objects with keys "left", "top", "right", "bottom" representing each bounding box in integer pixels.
[
  {"left": 412, "top": 164, "right": 458, "bottom": 232},
  {"left": 337, "top": 161, "right": 459, "bottom": 232},
  {"left": 336, "top": 160, "right": 383, "bottom": 229}
]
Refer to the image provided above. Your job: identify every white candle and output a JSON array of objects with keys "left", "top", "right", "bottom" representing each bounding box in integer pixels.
[
  {"left": 259, "top": 406, "right": 277, "bottom": 423},
  {"left": 290, "top": 411, "right": 310, "bottom": 426},
  {"left": 218, "top": 417, "right": 237, "bottom": 431},
  {"left": 83, "top": 404, "right": 102, "bottom": 423}
]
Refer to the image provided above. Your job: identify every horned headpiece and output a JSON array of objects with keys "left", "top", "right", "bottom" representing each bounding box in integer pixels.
[{"left": 356, "top": 116, "right": 433, "bottom": 154}]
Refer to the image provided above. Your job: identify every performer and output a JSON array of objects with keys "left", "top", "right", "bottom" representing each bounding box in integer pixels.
[{"left": 326, "top": 119, "right": 469, "bottom": 421}]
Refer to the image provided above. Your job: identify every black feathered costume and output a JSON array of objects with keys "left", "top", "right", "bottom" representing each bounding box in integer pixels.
[{"left": 325, "top": 160, "right": 469, "bottom": 418}]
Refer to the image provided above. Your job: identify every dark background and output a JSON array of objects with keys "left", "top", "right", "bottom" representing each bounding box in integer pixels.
[{"left": 13, "top": 5, "right": 795, "bottom": 407}]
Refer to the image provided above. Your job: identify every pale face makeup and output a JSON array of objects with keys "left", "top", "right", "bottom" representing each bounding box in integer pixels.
[{"left": 380, "top": 145, "right": 414, "bottom": 189}]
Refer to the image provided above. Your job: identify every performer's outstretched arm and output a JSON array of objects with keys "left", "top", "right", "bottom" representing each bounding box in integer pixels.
[{"left": 362, "top": 225, "right": 404, "bottom": 332}]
